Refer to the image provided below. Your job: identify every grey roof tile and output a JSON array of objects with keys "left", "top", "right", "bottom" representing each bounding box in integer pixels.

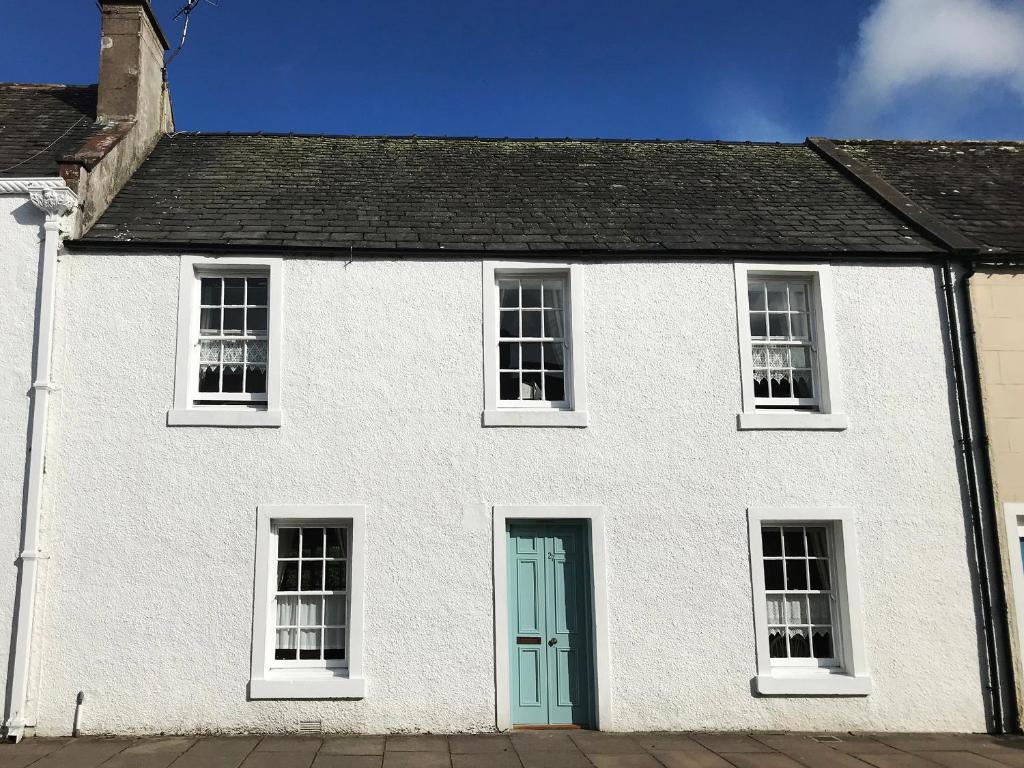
[{"left": 0, "top": 84, "right": 98, "bottom": 176}]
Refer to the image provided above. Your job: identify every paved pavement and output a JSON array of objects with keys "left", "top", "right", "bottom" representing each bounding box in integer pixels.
[{"left": 4, "top": 732, "right": 1024, "bottom": 768}]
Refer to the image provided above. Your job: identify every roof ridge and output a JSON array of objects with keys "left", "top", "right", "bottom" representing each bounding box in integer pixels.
[
  {"left": 835, "top": 138, "right": 1024, "bottom": 146},
  {"left": 0, "top": 82, "right": 97, "bottom": 90},
  {"left": 164, "top": 130, "right": 808, "bottom": 146}
]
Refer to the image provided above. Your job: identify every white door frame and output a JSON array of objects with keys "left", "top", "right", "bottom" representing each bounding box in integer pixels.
[{"left": 492, "top": 505, "right": 612, "bottom": 731}]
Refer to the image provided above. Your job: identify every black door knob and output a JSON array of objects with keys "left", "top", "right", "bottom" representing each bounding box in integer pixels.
[{"left": 548, "top": 638, "right": 557, "bottom": 646}]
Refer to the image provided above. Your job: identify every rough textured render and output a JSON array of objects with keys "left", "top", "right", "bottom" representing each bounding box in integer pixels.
[
  {"left": 0, "top": 196, "right": 44, "bottom": 703},
  {"left": 29, "top": 254, "right": 985, "bottom": 735},
  {"left": 0, "top": 85, "right": 98, "bottom": 177},
  {"left": 835, "top": 140, "right": 1024, "bottom": 254},
  {"left": 80, "top": 135, "right": 938, "bottom": 254}
]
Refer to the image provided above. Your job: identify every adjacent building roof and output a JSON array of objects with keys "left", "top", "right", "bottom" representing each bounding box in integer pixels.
[
  {"left": 0, "top": 84, "right": 98, "bottom": 177},
  {"left": 80, "top": 133, "right": 940, "bottom": 254},
  {"left": 835, "top": 140, "right": 1024, "bottom": 254}
]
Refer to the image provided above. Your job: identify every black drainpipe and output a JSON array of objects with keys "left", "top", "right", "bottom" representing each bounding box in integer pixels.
[{"left": 941, "top": 259, "right": 1012, "bottom": 734}]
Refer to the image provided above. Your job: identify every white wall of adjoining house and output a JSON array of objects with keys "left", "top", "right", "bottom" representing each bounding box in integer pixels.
[
  {"left": 0, "top": 196, "right": 43, "bottom": 706},
  {"left": 31, "top": 254, "right": 984, "bottom": 735}
]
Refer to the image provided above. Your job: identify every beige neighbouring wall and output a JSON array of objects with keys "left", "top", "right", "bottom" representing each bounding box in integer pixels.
[{"left": 970, "top": 269, "right": 1024, "bottom": 722}]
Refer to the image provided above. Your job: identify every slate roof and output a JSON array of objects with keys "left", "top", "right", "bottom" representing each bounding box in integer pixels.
[
  {"left": 0, "top": 84, "right": 98, "bottom": 177},
  {"left": 80, "top": 133, "right": 940, "bottom": 254},
  {"left": 835, "top": 140, "right": 1024, "bottom": 254}
]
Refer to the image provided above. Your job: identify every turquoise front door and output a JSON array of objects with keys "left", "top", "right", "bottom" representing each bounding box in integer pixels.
[{"left": 507, "top": 522, "right": 593, "bottom": 727}]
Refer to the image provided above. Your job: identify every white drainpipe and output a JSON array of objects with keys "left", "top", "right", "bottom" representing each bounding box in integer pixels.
[{"left": 2, "top": 181, "right": 78, "bottom": 743}]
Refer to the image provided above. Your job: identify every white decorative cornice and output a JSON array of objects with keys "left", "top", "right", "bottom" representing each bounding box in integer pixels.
[
  {"left": 29, "top": 187, "right": 78, "bottom": 218},
  {"left": 0, "top": 177, "right": 71, "bottom": 195}
]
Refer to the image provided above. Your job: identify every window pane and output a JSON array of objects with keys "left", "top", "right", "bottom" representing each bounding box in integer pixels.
[
  {"left": 224, "top": 278, "right": 245, "bottom": 305},
  {"left": 299, "top": 597, "right": 322, "bottom": 626},
  {"left": 543, "top": 282, "right": 564, "bottom": 309},
  {"left": 770, "top": 377, "right": 792, "bottom": 398},
  {"left": 499, "top": 310, "right": 518, "bottom": 338},
  {"left": 324, "top": 629, "right": 346, "bottom": 660},
  {"left": 543, "top": 309, "right": 564, "bottom": 338},
  {"left": 763, "top": 560, "right": 784, "bottom": 590},
  {"left": 768, "top": 629, "right": 787, "bottom": 658},
  {"left": 788, "top": 629, "right": 811, "bottom": 658},
  {"left": 785, "top": 595, "right": 807, "bottom": 625},
  {"left": 521, "top": 281, "right": 541, "bottom": 307},
  {"left": 299, "top": 628, "right": 321, "bottom": 660},
  {"left": 768, "top": 313, "right": 789, "bottom": 337},
  {"left": 248, "top": 277, "right": 268, "bottom": 305},
  {"left": 761, "top": 527, "right": 782, "bottom": 557},
  {"left": 545, "top": 373, "right": 565, "bottom": 402},
  {"left": 200, "top": 308, "right": 220, "bottom": 336},
  {"left": 301, "top": 561, "right": 323, "bottom": 591},
  {"left": 198, "top": 365, "right": 220, "bottom": 392},
  {"left": 753, "top": 375, "right": 769, "bottom": 397},
  {"left": 499, "top": 372, "right": 519, "bottom": 400},
  {"left": 325, "top": 596, "right": 345, "bottom": 626},
  {"left": 765, "top": 594, "right": 784, "bottom": 624},
  {"left": 247, "top": 308, "right": 268, "bottom": 335},
  {"left": 785, "top": 559, "right": 808, "bottom": 590},
  {"left": 245, "top": 366, "right": 267, "bottom": 394},
  {"left": 790, "top": 283, "right": 808, "bottom": 311},
  {"left": 809, "top": 559, "right": 831, "bottom": 590},
  {"left": 748, "top": 282, "right": 766, "bottom": 311},
  {"left": 792, "top": 371, "right": 813, "bottom": 398},
  {"left": 277, "top": 561, "right": 298, "bottom": 591},
  {"left": 521, "top": 371, "right": 543, "bottom": 400},
  {"left": 521, "top": 310, "right": 542, "bottom": 337},
  {"left": 812, "top": 628, "right": 833, "bottom": 658},
  {"left": 245, "top": 340, "right": 268, "bottom": 365},
  {"left": 806, "top": 527, "right": 829, "bottom": 557},
  {"left": 326, "top": 561, "right": 346, "bottom": 590},
  {"left": 499, "top": 281, "right": 519, "bottom": 308},
  {"left": 326, "top": 528, "right": 346, "bottom": 559},
  {"left": 276, "top": 596, "right": 298, "bottom": 626},
  {"left": 201, "top": 277, "right": 221, "bottom": 305},
  {"left": 749, "top": 313, "right": 767, "bottom": 338},
  {"left": 302, "top": 528, "right": 324, "bottom": 557},
  {"left": 521, "top": 343, "right": 542, "bottom": 370},
  {"left": 278, "top": 528, "right": 299, "bottom": 558},
  {"left": 499, "top": 342, "right": 519, "bottom": 369},
  {"left": 275, "top": 629, "right": 297, "bottom": 660},
  {"left": 809, "top": 595, "right": 831, "bottom": 624},
  {"left": 783, "top": 528, "right": 805, "bottom": 556},
  {"left": 791, "top": 313, "right": 809, "bottom": 339},
  {"left": 221, "top": 365, "right": 243, "bottom": 393},
  {"left": 790, "top": 347, "right": 810, "bottom": 368},
  {"left": 767, "top": 282, "right": 788, "bottom": 310},
  {"left": 544, "top": 342, "right": 564, "bottom": 371},
  {"left": 223, "top": 308, "right": 244, "bottom": 335}
]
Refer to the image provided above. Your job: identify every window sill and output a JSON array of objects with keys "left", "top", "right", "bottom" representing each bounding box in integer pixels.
[
  {"left": 167, "top": 408, "right": 282, "bottom": 428},
  {"left": 249, "top": 674, "right": 366, "bottom": 700},
  {"left": 482, "top": 409, "right": 589, "bottom": 428},
  {"left": 755, "top": 671, "right": 871, "bottom": 696},
  {"left": 737, "top": 412, "right": 848, "bottom": 431}
]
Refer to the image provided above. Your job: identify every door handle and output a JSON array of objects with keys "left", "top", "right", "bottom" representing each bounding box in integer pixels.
[{"left": 548, "top": 638, "right": 557, "bottom": 647}]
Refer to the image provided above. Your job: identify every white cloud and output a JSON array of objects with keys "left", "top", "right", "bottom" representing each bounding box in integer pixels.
[{"left": 835, "top": 0, "right": 1024, "bottom": 134}]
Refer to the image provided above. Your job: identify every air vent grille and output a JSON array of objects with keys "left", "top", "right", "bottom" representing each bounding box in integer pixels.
[{"left": 298, "top": 720, "right": 323, "bottom": 734}]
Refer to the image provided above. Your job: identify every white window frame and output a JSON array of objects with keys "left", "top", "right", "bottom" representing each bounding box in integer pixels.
[
  {"left": 168, "top": 256, "right": 283, "bottom": 427},
  {"left": 734, "top": 263, "right": 847, "bottom": 431},
  {"left": 249, "top": 504, "right": 366, "bottom": 699},
  {"left": 747, "top": 507, "right": 871, "bottom": 696},
  {"left": 482, "top": 261, "right": 588, "bottom": 427}
]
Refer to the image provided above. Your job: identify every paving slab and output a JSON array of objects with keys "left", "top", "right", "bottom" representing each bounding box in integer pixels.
[
  {"left": 854, "top": 755, "right": 941, "bottom": 768},
  {"left": 447, "top": 735, "right": 514, "bottom": 754},
  {"left": 649, "top": 750, "right": 734, "bottom": 768},
  {"left": 826, "top": 737, "right": 903, "bottom": 756},
  {"left": 385, "top": 737, "right": 449, "bottom": 753},
  {"left": 320, "top": 738, "right": 386, "bottom": 756},
  {"left": 969, "top": 743, "right": 1024, "bottom": 767},
  {"left": 312, "top": 756, "right": 383, "bottom": 768},
  {"left": 169, "top": 738, "right": 260, "bottom": 768},
  {"left": 633, "top": 735, "right": 704, "bottom": 752},
  {"left": 381, "top": 753, "right": 451, "bottom": 768},
  {"left": 31, "top": 738, "right": 133, "bottom": 768},
  {"left": 451, "top": 753, "right": 522, "bottom": 768},
  {"left": 870, "top": 734, "right": 991, "bottom": 752},
  {"left": 240, "top": 752, "right": 316, "bottom": 768},
  {"left": 254, "top": 736, "right": 322, "bottom": 755},
  {"left": 570, "top": 732, "right": 646, "bottom": 755},
  {"left": 103, "top": 737, "right": 197, "bottom": 768},
  {"left": 750, "top": 735, "right": 876, "bottom": 768},
  {"left": 516, "top": 749, "right": 592, "bottom": 768},
  {"left": 510, "top": 732, "right": 581, "bottom": 753},
  {"left": 689, "top": 734, "right": 775, "bottom": 754},
  {"left": 0, "top": 739, "right": 72, "bottom": 768},
  {"left": 590, "top": 754, "right": 661, "bottom": 768},
  {"left": 909, "top": 752, "right": 1008, "bottom": 768},
  {"left": 722, "top": 753, "right": 805, "bottom": 768}
]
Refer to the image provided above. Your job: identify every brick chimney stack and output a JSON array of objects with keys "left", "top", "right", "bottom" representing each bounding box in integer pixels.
[{"left": 96, "top": 0, "right": 171, "bottom": 125}]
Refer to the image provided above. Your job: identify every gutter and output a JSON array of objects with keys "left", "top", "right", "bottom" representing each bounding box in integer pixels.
[
  {"left": 806, "top": 138, "right": 1016, "bottom": 732},
  {"left": 1, "top": 179, "right": 78, "bottom": 742}
]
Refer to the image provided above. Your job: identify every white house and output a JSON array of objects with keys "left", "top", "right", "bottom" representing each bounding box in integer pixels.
[{"left": 1, "top": 1, "right": 1014, "bottom": 742}]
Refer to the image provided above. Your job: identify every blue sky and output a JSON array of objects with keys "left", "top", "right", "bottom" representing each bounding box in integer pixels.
[{"left": 3, "top": 0, "right": 1023, "bottom": 140}]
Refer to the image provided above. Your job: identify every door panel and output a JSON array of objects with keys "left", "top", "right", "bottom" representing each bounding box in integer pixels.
[{"left": 508, "top": 522, "right": 592, "bottom": 727}]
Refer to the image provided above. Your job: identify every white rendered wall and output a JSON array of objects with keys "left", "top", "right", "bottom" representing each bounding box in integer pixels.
[
  {"left": 30, "top": 254, "right": 986, "bottom": 735},
  {"left": 0, "top": 196, "right": 44, "bottom": 709}
]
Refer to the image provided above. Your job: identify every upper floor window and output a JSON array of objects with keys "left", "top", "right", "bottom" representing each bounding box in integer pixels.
[
  {"left": 734, "top": 264, "right": 847, "bottom": 431},
  {"left": 482, "top": 262, "right": 588, "bottom": 428},
  {"left": 168, "top": 257, "right": 283, "bottom": 428}
]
